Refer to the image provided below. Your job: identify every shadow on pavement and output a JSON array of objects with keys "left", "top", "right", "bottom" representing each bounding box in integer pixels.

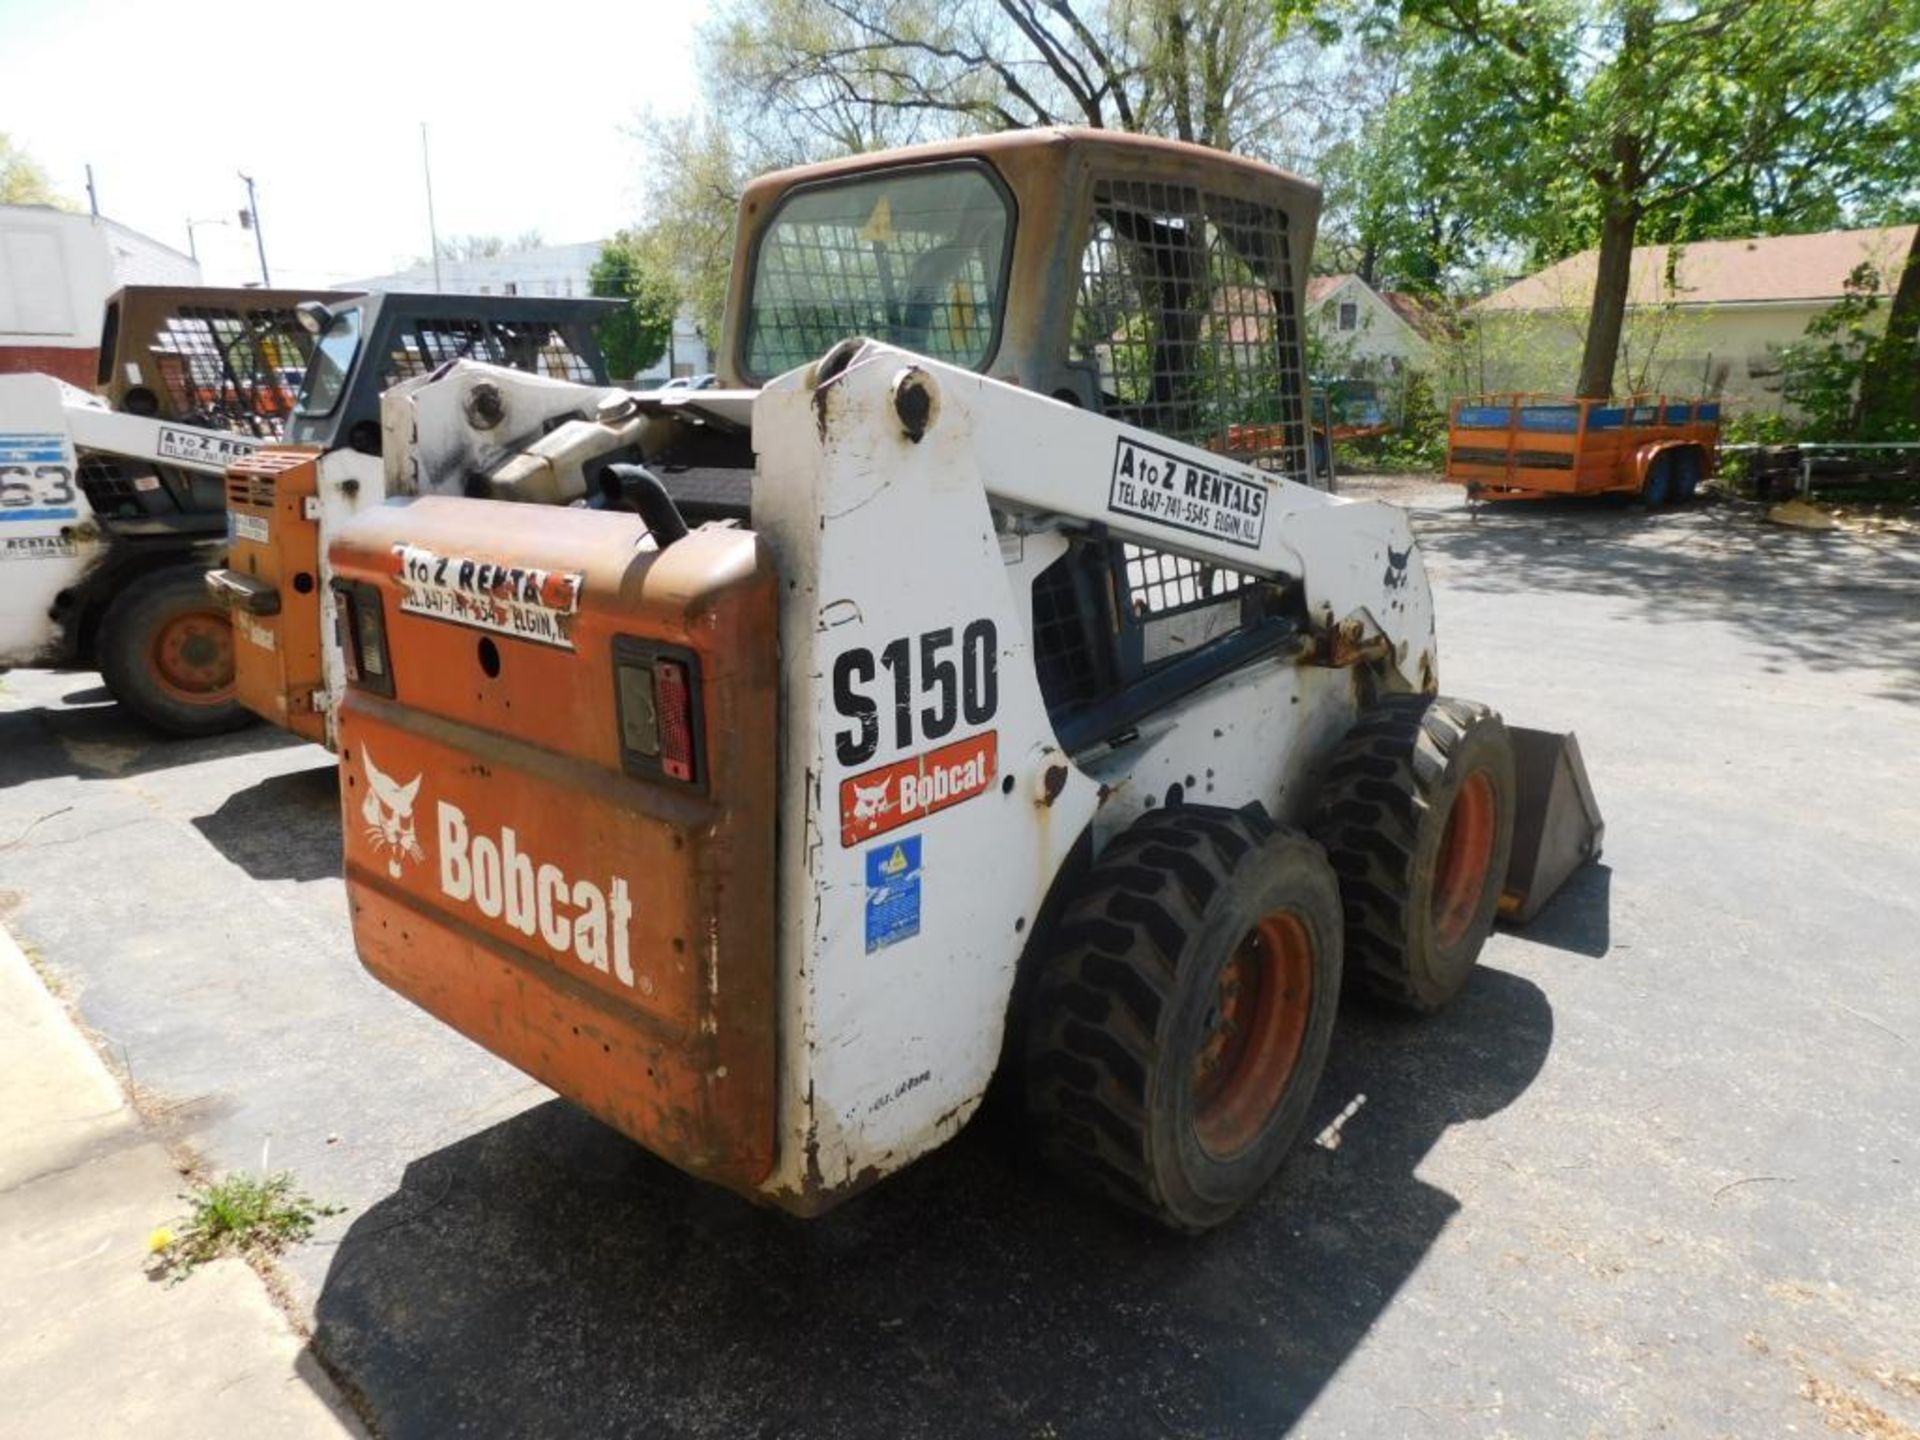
[
  {"left": 1416, "top": 496, "right": 1920, "bottom": 704},
  {"left": 191, "top": 762, "right": 342, "bottom": 883},
  {"left": 310, "top": 966, "right": 1554, "bottom": 1440},
  {"left": 1499, "top": 862, "right": 1611, "bottom": 959},
  {"left": 0, "top": 678, "right": 308, "bottom": 788}
]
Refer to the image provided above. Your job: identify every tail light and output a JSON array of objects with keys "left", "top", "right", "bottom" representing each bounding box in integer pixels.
[
  {"left": 613, "top": 638, "right": 704, "bottom": 786},
  {"left": 654, "top": 659, "right": 695, "bottom": 781},
  {"left": 331, "top": 579, "right": 394, "bottom": 698}
]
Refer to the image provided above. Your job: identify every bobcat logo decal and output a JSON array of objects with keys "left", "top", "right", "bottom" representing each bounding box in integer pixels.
[
  {"left": 1383, "top": 543, "right": 1412, "bottom": 590},
  {"left": 361, "top": 747, "right": 426, "bottom": 878},
  {"left": 850, "top": 778, "right": 894, "bottom": 822}
]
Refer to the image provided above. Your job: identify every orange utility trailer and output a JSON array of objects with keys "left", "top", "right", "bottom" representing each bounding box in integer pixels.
[{"left": 1445, "top": 393, "right": 1722, "bottom": 503}]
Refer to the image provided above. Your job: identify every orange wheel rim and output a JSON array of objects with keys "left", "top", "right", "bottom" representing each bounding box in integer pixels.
[
  {"left": 150, "top": 610, "right": 234, "bottom": 706},
  {"left": 1432, "top": 769, "right": 1497, "bottom": 948},
  {"left": 1191, "top": 911, "right": 1315, "bottom": 1159}
]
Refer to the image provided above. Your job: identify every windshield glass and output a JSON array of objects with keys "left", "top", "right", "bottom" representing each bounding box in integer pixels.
[
  {"left": 298, "top": 307, "right": 363, "bottom": 417},
  {"left": 744, "top": 165, "right": 1012, "bottom": 379}
]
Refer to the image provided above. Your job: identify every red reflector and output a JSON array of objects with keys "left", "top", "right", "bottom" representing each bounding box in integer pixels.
[{"left": 655, "top": 659, "right": 696, "bottom": 782}]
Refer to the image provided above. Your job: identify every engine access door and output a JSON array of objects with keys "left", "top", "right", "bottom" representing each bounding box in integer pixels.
[{"left": 329, "top": 497, "right": 781, "bottom": 1192}]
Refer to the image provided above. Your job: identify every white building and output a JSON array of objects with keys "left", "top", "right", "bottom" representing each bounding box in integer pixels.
[
  {"left": 1469, "top": 224, "right": 1919, "bottom": 408},
  {"left": 0, "top": 205, "right": 200, "bottom": 386},
  {"left": 1305, "top": 274, "right": 1442, "bottom": 378},
  {"left": 342, "top": 241, "right": 715, "bottom": 384}
]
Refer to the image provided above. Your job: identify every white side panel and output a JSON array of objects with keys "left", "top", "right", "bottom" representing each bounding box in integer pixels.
[
  {"left": 312, "top": 449, "right": 386, "bottom": 744},
  {"left": 753, "top": 348, "right": 1101, "bottom": 1198},
  {"left": 0, "top": 375, "right": 103, "bottom": 664}
]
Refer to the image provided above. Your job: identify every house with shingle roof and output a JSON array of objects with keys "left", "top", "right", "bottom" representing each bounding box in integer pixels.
[
  {"left": 1468, "top": 225, "right": 1917, "bottom": 409},
  {"left": 1305, "top": 274, "right": 1444, "bottom": 378}
]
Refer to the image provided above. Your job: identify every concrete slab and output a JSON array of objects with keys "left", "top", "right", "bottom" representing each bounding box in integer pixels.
[{"left": 0, "top": 930, "right": 362, "bottom": 1439}]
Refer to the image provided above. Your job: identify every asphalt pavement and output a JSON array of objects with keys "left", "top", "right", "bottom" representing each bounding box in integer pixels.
[{"left": 1, "top": 479, "right": 1915, "bottom": 1439}]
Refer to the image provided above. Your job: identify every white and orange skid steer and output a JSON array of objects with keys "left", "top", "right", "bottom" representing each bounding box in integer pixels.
[{"left": 325, "top": 131, "right": 1601, "bottom": 1230}]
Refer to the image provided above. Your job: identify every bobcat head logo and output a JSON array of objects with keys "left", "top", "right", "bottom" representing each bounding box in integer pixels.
[
  {"left": 850, "top": 779, "right": 894, "bottom": 821},
  {"left": 1383, "top": 543, "right": 1412, "bottom": 590},
  {"left": 361, "top": 747, "right": 425, "bottom": 879}
]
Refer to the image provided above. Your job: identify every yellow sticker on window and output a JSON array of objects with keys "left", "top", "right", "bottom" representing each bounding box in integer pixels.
[{"left": 858, "top": 196, "right": 896, "bottom": 245}]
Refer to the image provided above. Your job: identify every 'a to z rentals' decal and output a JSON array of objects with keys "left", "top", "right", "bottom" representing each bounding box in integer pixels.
[
  {"left": 358, "top": 746, "right": 637, "bottom": 985},
  {"left": 1109, "top": 435, "right": 1267, "bottom": 548},
  {"left": 391, "top": 542, "right": 585, "bottom": 650},
  {"left": 841, "top": 731, "right": 997, "bottom": 846},
  {"left": 157, "top": 426, "right": 261, "bottom": 467},
  {"left": 0, "top": 433, "right": 78, "bottom": 522},
  {"left": 1, "top": 533, "right": 77, "bottom": 562}
]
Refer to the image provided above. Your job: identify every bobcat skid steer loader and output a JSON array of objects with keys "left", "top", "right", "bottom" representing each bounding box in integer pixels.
[
  {"left": 327, "top": 131, "right": 1599, "bottom": 1230},
  {"left": 0, "top": 286, "right": 353, "bottom": 734}
]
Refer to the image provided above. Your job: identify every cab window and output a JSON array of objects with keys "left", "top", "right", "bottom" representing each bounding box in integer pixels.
[{"left": 743, "top": 165, "right": 1012, "bottom": 380}]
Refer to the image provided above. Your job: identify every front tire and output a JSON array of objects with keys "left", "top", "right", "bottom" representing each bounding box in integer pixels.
[
  {"left": 97, "top": 565, "right": 252, "bottom": 738},
  {"left": 1025, "top": 807, "right": 1343, "bottom": 1232},
  {"left": 1313, "top": 695, "right": 1516, "bottom": 1013}
]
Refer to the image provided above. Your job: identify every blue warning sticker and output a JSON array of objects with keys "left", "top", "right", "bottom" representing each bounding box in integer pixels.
[{"left": 864, "top": 835, "right": 922, "bottom": 953}]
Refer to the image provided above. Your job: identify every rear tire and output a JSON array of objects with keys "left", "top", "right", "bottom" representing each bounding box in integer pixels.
[
  {"left": 1025, "top": 806, "right": 1343, "bottom": 1232},
  {"left": 1313, "top": 695, "right": 1516, "bottom": 1013},
  {"left": 1672, "top": 448, "right": 1702, "bottom": 502},
  {"left": 97, "top": 565, "right": 253, "bottom": 738},
  {"left": 1640, "top": 452, "right": 1673, "bottom": 506}
]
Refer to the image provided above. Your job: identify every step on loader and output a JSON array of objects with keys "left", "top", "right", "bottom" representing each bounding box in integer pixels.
[
  {"left": 327, "top": 131, "right": 1601, "bottom": 1229},
  {"left": 0, "top": 286, "right": 354, "bottom": 734}
]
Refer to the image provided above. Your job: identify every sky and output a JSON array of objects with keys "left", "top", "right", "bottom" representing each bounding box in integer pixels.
[{"left": 0, "top": 0, "right": 710, "bottom": 287}]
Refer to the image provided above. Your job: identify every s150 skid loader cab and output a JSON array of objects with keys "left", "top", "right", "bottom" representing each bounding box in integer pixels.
[
  {"left": 205, "top": 293, "right": 616, "bottom": 742},
  {"left": 330, "top": 131, "right": 1599, "bottom": 1230}
]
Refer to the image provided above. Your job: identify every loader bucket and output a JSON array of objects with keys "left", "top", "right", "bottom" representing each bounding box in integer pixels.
[{"left": 1498, "top": 728, "right": 1604, "bottom": 925}]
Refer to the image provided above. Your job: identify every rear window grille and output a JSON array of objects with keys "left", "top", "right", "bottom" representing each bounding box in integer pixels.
[
  {"left": 1030, "top": 549, "right": 1109, "bottom": 714},
  {"left": 77, "top": 455, "right": 140, "bottom": 515},
  {"left": 146, "top": 306, "right": 320, "bottom": 439},
  {"left": 379, "top": 319, "right": 600, "bottom": 390},
  {"left": 1074, "top": 179, "right": 1308, "bottom": 483},
  {"left": 1120, "top": 544, "right": 1253, "bottom": 619}
]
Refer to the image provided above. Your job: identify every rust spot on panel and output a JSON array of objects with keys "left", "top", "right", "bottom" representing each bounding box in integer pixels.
[{"left": 1040, "top": 762, "right": 1069, "bottom": 807}]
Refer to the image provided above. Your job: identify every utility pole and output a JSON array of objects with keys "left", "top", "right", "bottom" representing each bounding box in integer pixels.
[
  {"left": 84, "top": 165, "right": 99, "bottom": 218},
  {"left": 421, "top": 123, "right": 443, "bottom": 293},
  {"left": 237, "top": 172, "right": 271, "bottom": 286}
]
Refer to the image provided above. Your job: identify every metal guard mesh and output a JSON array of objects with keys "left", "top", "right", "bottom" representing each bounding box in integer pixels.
[
  {"left": 149, "top": 306, "right": 320, "bottom": 438},
  {"left": 1073, "top": 179, "right": 1306, "bottom": 482}
]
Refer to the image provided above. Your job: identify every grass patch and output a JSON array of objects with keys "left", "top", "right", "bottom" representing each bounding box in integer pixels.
[{"left": 147, "top": 1170, "right": 341, "bottom": 1283}]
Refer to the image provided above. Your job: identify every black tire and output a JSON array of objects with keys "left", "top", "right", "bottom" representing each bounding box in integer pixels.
[
  {"left": 96, "top": 564, "right": 253, "bottom": 738},
  {"left": 1025, "top": 806, "right": 1343, "bottom": 1232},
  {"left": 1313, "top": 694, "right": 1516, "bottom": 1014}
]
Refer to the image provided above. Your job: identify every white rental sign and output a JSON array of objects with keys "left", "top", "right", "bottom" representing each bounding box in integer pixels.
[{"left": 1108, "top": 435, "right": 1269, "bottom": 549}]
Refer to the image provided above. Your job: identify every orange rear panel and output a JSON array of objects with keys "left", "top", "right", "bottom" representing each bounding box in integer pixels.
[
  {"left": 225, "top": 448, "right": 327, "bottom": 742},
  {"left": 330, "top": 498, "right": 781, "bottom": 1190}
]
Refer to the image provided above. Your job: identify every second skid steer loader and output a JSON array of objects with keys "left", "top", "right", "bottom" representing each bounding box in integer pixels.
[{"left": 325, "top": 130, "right": 1599, "bottom": 1230}]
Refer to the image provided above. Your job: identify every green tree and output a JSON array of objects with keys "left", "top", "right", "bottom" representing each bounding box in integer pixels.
[
  {"left": 1, "top": 133, "right": 66, "bottom": 207},
  {"left": 1780, "top": 244, "right": 1920, "bottom": 441},
  {"left": 629, "top": 111, "right": 745, "bottom": 346},
  {"left": 1283, "top": 0, "right": 1920, "bottom": 397},
  {"left": 702, "top": 0, "right": 1327, "bottom": 160},
  {"left": 590, "top": 233, "right": 680, "bottom": 380}
]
